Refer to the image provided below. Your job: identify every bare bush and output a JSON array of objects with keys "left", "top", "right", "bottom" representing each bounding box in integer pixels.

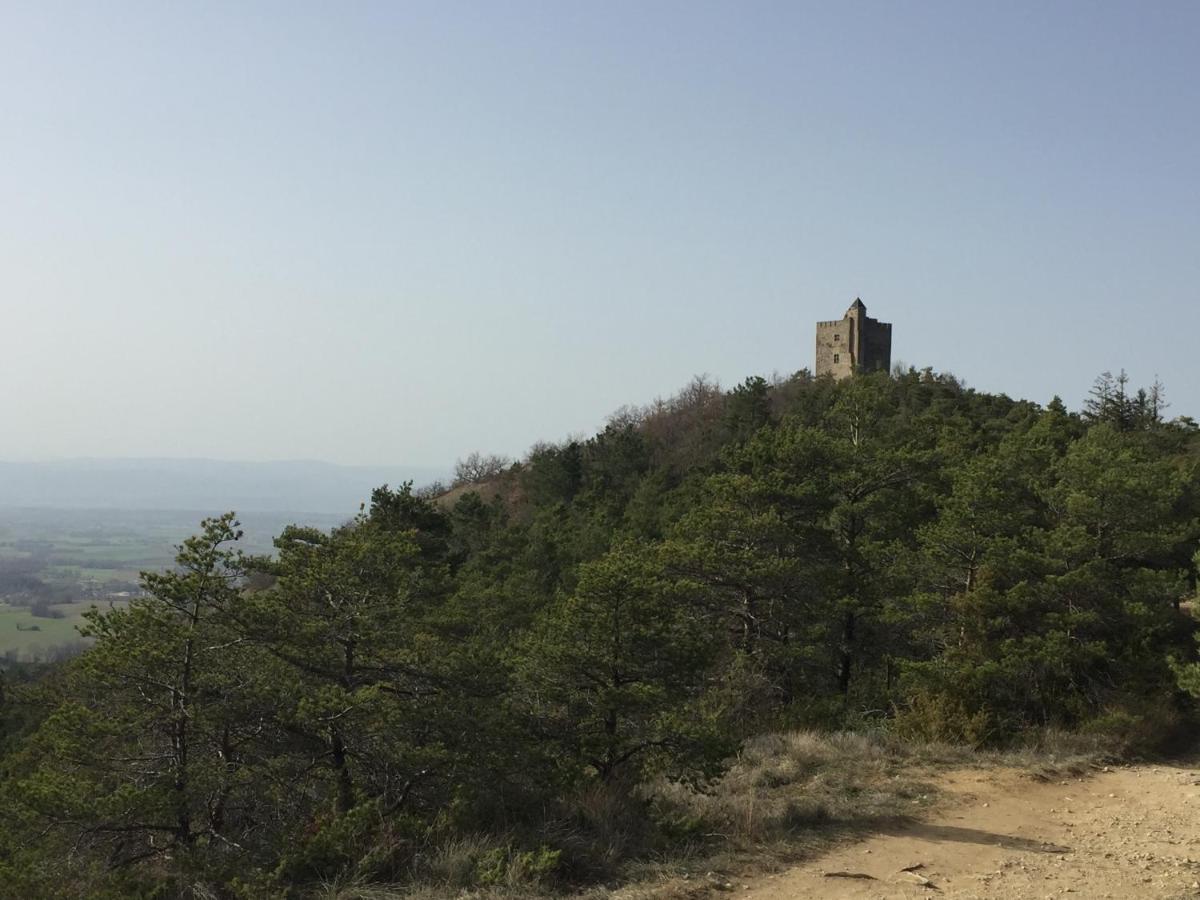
[
  {"left": 605, "top": 404, "right": 647, "bottom": 430},
  {"left": 640, "top": 374, "right": 725, "bottom": 467},
  {"left": 414, "top": 480, "right": 449, "bottom": 499},
  {"left": 452, "top": 452, "right": 512, "bottom": 488}
]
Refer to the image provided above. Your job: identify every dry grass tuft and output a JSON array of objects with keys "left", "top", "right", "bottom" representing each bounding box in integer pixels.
[
  {"left": 413, "top": 834, "right": 507, "bottom": 889},
  {"left": 650, "top": 729, "right": 937, "bottom": 860},
  {"left": 311, "top": 728, "right": 1111, "bottom": 900}
]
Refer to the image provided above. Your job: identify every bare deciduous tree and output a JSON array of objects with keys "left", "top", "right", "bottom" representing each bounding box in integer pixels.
[{"left": 452, "top": 452, "right": 511, "bottom": 487}]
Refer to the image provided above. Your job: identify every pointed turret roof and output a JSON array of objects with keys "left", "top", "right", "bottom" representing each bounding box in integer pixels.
[{"left": 847, "top": 297, "right": 866, "bottom": 315}]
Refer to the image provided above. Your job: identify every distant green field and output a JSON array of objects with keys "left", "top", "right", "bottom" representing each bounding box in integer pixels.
[
  {"left": 74, "top": 567, "right": 144, "bottom": 584},
  {"left": 0, "top": 601, "right": 103, "bottom": 660},
  {"left": 0, "top": 508, "right": 344, "bottom": 660}
]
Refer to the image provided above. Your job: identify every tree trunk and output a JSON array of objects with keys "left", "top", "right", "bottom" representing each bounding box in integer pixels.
[
  {"left": 837, "top": 611, "right": 855, "bottom": 695},
  {"left": 331, "top": 729, "right": 355, "bottom": 814}
]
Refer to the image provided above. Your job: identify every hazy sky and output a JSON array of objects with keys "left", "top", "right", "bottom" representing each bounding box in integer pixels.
[{"left": 2, "top": 2, "right": 1197, "bottom": 467}]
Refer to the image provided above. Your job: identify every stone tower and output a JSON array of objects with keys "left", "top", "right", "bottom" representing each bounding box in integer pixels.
[{"left": 815, "top": 299, "right": 892, "bottom": 379}]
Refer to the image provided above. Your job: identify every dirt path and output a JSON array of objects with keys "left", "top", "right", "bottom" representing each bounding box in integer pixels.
[{"left": 742, "top": 763, "right": 1200, "bottom": 899}]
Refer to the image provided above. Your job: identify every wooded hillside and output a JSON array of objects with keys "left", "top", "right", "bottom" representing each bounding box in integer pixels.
[{"left": 2, "top": 367, "right": 1198, "bottom": 898}]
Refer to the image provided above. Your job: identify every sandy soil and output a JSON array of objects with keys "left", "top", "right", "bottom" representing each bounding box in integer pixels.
[{"left": 740, "top": 763, "right": 1200, "bottom": 899}]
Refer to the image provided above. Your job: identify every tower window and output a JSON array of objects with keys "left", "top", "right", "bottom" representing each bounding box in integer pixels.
[
  {"left": 833, "top": 334, "right": 840, "bottom": 342},
  {"left": 833, "top": 354, "right": 840, "bottom": 364}
]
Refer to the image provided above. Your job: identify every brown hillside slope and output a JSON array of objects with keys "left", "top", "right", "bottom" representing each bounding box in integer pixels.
[{"left": 432, "top": 478, "right": 507, "bottom": 508}]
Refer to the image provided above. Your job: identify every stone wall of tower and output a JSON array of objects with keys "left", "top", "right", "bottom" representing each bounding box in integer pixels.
[
  {"left": 860, "top": 319, "right": 892, "bottom": 373},
  {"left": 815, "top": 318, "right": 855, "bottom": 378}
]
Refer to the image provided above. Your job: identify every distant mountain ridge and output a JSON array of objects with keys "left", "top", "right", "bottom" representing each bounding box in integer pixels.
[{"left": 0, "top": 458, "right": 448, "bottom": 514}]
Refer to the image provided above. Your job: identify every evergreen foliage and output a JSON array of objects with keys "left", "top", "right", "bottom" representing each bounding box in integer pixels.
[{"left": 2, "top": 369, "right": 1198, "bottom": 896}]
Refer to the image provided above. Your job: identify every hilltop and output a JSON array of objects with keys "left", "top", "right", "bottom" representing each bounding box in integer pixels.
[{"left": 1, "top": 367, "right": 1199, "bottom": 899}]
